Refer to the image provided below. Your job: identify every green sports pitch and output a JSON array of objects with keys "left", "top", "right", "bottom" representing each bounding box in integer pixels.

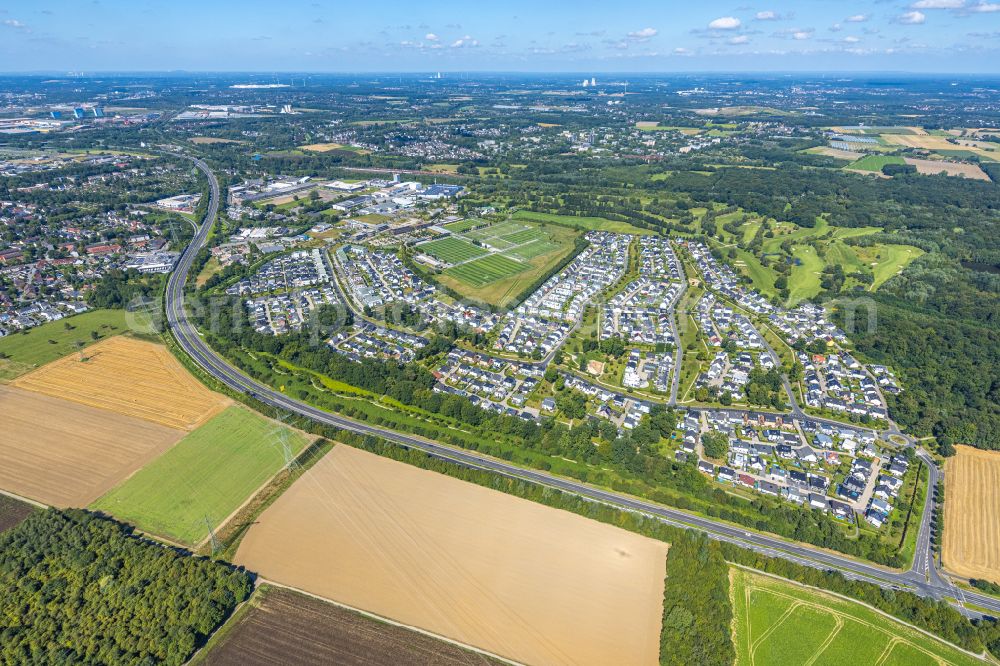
[
  {"left": 445, "top": 254, "right": 527, "bottom": 287},
  {"left": 418, "top": 237, "right": 488, "bottom": 264}
]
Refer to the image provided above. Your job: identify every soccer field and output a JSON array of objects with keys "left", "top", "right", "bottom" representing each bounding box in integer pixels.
[
  {"left": 91, "top": 406, "right": 310, "bottom": 546},
  {"left": 506, "top": 239, "right": 562, "bottom": 260},
  {"left": 419, "top": 237, "right": 487, "bottom": 264},
  {"left": 502, "top": 227, "right": 547, "bottom": 245},
  {"left": 445, "top": 254, "right": 527, "bottom": 287},
  {"left": 731, "top": 568, "right": 983, "bottom": 666}
]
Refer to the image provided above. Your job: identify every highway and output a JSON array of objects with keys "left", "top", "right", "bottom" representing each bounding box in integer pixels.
[{"left": 165, "top": 155, "right": 1000, "bottom": 620}]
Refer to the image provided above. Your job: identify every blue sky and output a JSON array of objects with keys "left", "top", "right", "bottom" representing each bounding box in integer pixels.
[{"left": 1, "top": 0, "right": 999, "bottom": 73}]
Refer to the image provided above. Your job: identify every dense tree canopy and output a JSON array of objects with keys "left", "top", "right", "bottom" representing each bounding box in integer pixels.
[{"left": 0, "top": 510, "right": 252, "bottom": 665}]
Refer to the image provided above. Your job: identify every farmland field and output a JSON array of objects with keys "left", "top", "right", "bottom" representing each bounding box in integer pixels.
[
  {"left": 903, "top": 157, "right": 990, "bottom": 181},
  {"left": 882, "top": 133, "right": 1000, "bottom": 160},
  {"left": 0, "top": 384, "right": 183, "bottom": 507},
  {"left": 0, "top": 494, "right": 36, "bottom": 534},
  {"left": 236, "top": 445, "right": 668, "bottom": 666},
  {"left": 846, "top": 154, "right": 905, "bottom": 172},
  {"left": 444, "top": 253, "right": 526, "bottom": 287},
  {"left": 731, "top": 568, "right": 984, "bottom": 666},
  {"left": 196, "top": 585, "right": 501, "bottom": 666},
  {"left": 13, "top": 336, "right": 229, "bottom": 430},
  {"left": 0, "top": 308, "right": 129, "bottom": 380},
  {"left": 91, "top": 406, "right": 309, "bottom": 546},
  {"left": 418, "top": 237, "right": 487, "bottom": 264},
  {"left": 944, "top": 446, "right": 1000, "bottom": 581}
]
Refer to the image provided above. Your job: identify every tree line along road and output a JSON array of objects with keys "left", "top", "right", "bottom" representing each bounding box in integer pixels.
[{"left": 163, "top": 153, "right": 1000, "bottom": 620}]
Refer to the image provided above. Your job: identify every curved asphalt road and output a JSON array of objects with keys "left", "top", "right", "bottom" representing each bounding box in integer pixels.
[{"left": 165, "top": 155, "right": 1000, "bottom": 620}]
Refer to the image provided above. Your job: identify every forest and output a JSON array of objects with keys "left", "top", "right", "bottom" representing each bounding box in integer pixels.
[
  {"left": 659, "top": 532, "right": 734, "bottom": 666},
  {"left": 0, "top": 509, "right": 252, "bottom": 665}
]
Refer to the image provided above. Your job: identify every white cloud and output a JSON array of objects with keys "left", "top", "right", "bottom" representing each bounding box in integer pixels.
[
  {"left": 627, "top": 27, "right": 658, "bottom": 41},
  {"left": 708, "top": 16, "right": 741, "bottom": 30},
  {"left": 2, "top": 18, "right": 28, "bottom": 30},
  {"left": 969, "top": 1, "right": 1000, "bottom": 10},
  {"left": 845, "top": 14, "right": 869, "bottom": 22},
  {"left": 673, "top": 47, "right": 692, "bottom": 55},
  {"left": 729, "top": 35, "right": 750, "bottom": 44},
  {"left": 898, "top": 10, "right": 927, "bottom": 23},
  {"left": 450, "top": 35, "right": 479, "bottom": 48},
  {"left": 911, "top": 0, "right": 963, "bottom": 7},
  {"left": 829, "top": 23, "right": 843, "bottom": 32},
  {"left": 425, "top": 32, "right": 439, "bottom": 41},
  {"left": 792, "top": 30, "right": 813, "bottom": 40},
  {"left": 755, "top": 11, "right": 777, "bottom": 20},
  {"left": 843, "top": 35, "right": 861, "bottom": 43}
]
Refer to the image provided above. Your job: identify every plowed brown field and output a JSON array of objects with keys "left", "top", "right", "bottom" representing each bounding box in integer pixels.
[
  {"left": 944, "top": 445, "right": 1000, "bottom": 580},
  {"left": 0, "top": 385, "right": 183, "bottom": 506},
  {"left": 13, "top": 336, "right": 229, "bottom": 430},
  {"left": 236, "top": 445, "right": 668, "bottom": 666},
  {"left": 201, "top": 585, "right": 503, "bottom": 666}
]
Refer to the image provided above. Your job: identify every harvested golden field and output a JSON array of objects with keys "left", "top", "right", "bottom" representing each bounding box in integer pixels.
[
  {"left": 299, "top": 142, "right": 344, "bottom": 152},
  {"left": 0, "top": 385, "right": 183, "bottom": 506},
  {"left": 944, "top": 445, "right": 1000, "bottom": 580},
  {"left": 14, "top": 336, "right": 229, "bottom": 430},
  {"left": 236, "top": 445, "right": 668, "bottom": 666},
  {"left": 883, "top": 133, "right": 999, "bottom": 159},
  {"left": 903, "top": 157, "right": 990, "bottom": 180}
]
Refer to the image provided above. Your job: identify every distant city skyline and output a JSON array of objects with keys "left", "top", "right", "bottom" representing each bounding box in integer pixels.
[{"left": 2, "top": 0, "right": 999, "bottom": 73}]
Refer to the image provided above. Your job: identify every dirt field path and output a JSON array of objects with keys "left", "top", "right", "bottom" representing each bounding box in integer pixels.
[{"left": 236, "top": 445, "right": 668, "bottom": 666}]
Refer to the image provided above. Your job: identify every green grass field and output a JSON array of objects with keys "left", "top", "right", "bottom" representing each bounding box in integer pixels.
[
  {"left": 442, "top": 218, "right": 485, "bottom": 233},
  {"left": 506, "top": 239, "right": 562, "bottom": 260},
  {"left": 0, "top": 309, "right": 132, "bottom": 380},
  {"left": 511, "top": 210, "right": 653, "bottom": 235},
  {"left": 464, "top": 221, "right": 529, "bottom": 241},
  {"left": 731, "top": 569, "right": 984, "bottom": 666},
  {"left": 445, "top": 254, "right": 527, "bottom": 287},
  {"left": 733, "top": 249, "right": 779, "bottom": 297},
  {"left": 422, "top": 218, "right": 582, "bottom": 306},
  {"left": 846, "top": 155, "right": 906, "bottom": 172},
  {"left": 90, "top": 407, "right": 309, "bottom": 545},
  {"left": 788, "top": 245, "right": 824, "bottom": 303},
  {"left": 418, "top": 237, "right": 488, "bottom": 264},
  {"left": 761, "top": 218, "right": 829, "bottom": 255},
  {"left": 858, "top": 244, "right": 925, "bottom": 290},
  {"left": 502, "top": 227, "right": 547, "bottom": 245}
]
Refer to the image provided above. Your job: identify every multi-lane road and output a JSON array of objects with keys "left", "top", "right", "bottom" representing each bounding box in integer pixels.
[{"left": 165, "top": 154, "right": 1000, "bottom": 619}]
